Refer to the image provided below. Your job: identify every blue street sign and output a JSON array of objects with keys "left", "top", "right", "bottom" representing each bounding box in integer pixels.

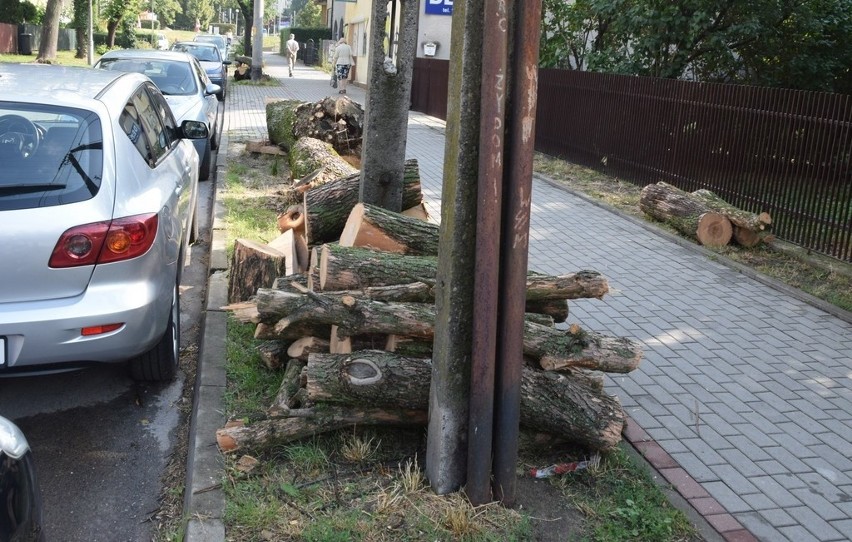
[{"left": 425, "top": 0, "right": 453, "bottom": 15}]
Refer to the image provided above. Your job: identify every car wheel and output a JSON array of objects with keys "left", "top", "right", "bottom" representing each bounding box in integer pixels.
[
  {"left": 128, "top": 282, "right": 180, "bottom": 381},
  {"left": 189, "top": 196, "right": 200, "bottom": 244},
  {"left": 210, "top": 120, "right": 219, "bottom": 151},
  {"left": 217, "top": 89, "right": 225, "bottom": 102},
  {"left": 199, "top": 138, "right": 211, "bottom": 181}
]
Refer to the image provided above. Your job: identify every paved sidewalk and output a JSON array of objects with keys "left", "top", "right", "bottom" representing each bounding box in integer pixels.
[{"left": 194, "top": 52, "right": 852, "bottom": 542}]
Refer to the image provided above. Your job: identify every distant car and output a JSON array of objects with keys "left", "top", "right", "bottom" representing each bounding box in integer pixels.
[
  {"left": 0, "top": 63, "right": 208, "bottom": 380},
  {"left": 171, "top": 41, "right": 230, "bottom": 102},
  {"left": 156, "top": 33, "right": 169, "bottom": 50},
  {"left": 94, "top": 49, "right": 221, "bottom": 180},
  {"left": 193, "top": 33, "right": 228, "bottom": 58},
  {"left": 0, "top": 415, "right": 43, "bottom": 541}
]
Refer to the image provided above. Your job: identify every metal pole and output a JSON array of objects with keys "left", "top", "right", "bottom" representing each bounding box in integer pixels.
[
  {"left": 492, "top": 0, "right": 542, "bottom": 506},
  {"left": 87, "top": 0, "right": 93, "bottom": 65},
  {"left": 465, "top": 0, "right": 509, "bottom": 507}
]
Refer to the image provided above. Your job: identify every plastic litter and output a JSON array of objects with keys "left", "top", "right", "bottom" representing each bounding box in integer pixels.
[{"left": 529, "top": 454, "right": 600, "bottom": 479}]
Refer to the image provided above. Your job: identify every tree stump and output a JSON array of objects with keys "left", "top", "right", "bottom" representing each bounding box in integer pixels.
[{"left": 228, "top": 239, "right": 288, "bottom": 303}]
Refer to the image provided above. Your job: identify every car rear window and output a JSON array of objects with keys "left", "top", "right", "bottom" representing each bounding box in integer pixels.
[
  {"left": 97, "top": 58, "right": 198, "bottom": 97},
  {"left": 0, "top": 104, "right": 103, "bottom": 211}
]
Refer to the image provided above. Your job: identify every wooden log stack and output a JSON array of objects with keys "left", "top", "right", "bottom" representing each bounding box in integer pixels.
[
  {"left": 640, "top": 182, "right": 772, "bottom": 248},
  {"left": 219, "top": 194, "right": 644, "bottom": 455}
]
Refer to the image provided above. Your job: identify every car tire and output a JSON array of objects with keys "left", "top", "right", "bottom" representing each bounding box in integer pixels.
[
  {"left": 128, "top": 282, "right": 179, "bottom": 382},
  {"left": 189, "top": 197, "right": 199, "bottom": 244},
  {"left": 199, "top": 138, "right": 211, "bottom": 181}
]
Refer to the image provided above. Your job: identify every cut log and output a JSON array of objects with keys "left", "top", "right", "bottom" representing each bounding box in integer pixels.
[
  {"left": 639, "top": 182, "right": 733, "bottom": 247},
  {"left": 318, "top": 245, "right": 607, "bottom": 303},
  {"left": 257, "top": 341, "right": 288, "bottom": 370},
  {"left": 255, "top": 321, "right": 331, "bottom": 341},
  {"left": 303, "top": 159, "right": 423, "bottom": 245},
  {"left": 524, "top": 321, "right": 642, "bottom": 374},
  {"left": 228, "top": 239, "right": 288, "bottom": 303},
  {"left": 288, "top": 137, "right": 358, "bottom": 185},
  {"left": 254, "top": 289, "right": 640, "bottom": 374},
  {"left": 290, "top": 97, "right": 365, "bottom": 156},
  {"left": 303, "top": 351, "right": 624, "bottom": 451},
  {"left": 265, "top": 99, "right": 305, "bottom": 150},
  {"left": 339, "top": 203, "right": 440, "bottom": 256},
  {"left": 255, "top": 289, "right": 436, "bottom": 339},
  {"left": 216, "top": 406, "right": 427, "bottom": 453},
  {"left": 275, "top": 280, "right": 435, "bottom": 303},
  {"left": 266, "top": 229, "right": 308, "bottom": 275},
  {"left": 401, "top": 203, "right": 430, "bottom": 221},
  {"left": 691, "top": 189, "right": 772, "bottom": 230},
  {"left": 286, "top": 336, "right": 331, "bottom": 362},
  {"left": 268, "top": 358, "right": 307, "bottom": 415},
  {"left": 329, "top": 325, "right": 352, "bottom": 353},
  {"left": 525, "top": 299, "right": 568, "bottom": 323}
]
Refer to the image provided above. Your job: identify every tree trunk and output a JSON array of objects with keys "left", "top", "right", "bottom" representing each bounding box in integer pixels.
[
  {"left": 639, "top": 182, "right": 733, "bottom": 247},
  {"left": 227, "top": 239, "right": 288, "bottom": 303},
  {"left": 288, "top": 136, "right": 358, "bottom": 184},
  {"left": 301, "top": 159, "right": 423, "bottom": 245},
  {"left": 340, "top": 202, "right": 440, "bottom": 255},
  {"left": 37, "top": 0, "right": 63, "bottom": 61}
]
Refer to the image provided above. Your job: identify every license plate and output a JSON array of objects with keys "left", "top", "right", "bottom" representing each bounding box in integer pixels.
[{"left": 0, "top": 337, "right": 5, "bottom": 365}]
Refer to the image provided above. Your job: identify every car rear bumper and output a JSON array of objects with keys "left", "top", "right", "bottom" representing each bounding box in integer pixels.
[{"left": 0, "top": 272, "right": 174, "bottom": 370}]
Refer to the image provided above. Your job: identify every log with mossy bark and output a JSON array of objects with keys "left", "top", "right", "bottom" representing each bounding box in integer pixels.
[
  {"left": 215, "top": 350, "right": 625, "bottom": 453},
  {"left": 249, "top": 289, "right": 641, "bottom": 373},
  {"left": 266, "top": 96, "right": 365, "bottom": 156},
  {"left": 690, "top": 189, "right": 773, "bottom": 248},
  {"left": 339, "top": 202, "right": 440, "bottom": 255},
  {"left": 318, "top": 244, "right": 608, "bottom": 302},
  {"left": 288, "top": 136, "right": 358, "bottom": 184},
  {"left": 639, "top": 182, "right": 733, "bottom": 247}
]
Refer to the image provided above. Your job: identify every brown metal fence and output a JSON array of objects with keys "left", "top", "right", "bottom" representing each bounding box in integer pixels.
[
  {"left": 410, "top": 62, "right": 852, "bottom": 262},
  {"left": 535, "top": 70, "right": 852, "bottom": 262}
]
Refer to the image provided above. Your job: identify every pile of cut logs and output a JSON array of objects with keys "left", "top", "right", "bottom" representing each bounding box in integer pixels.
[
  {"left": 640, "top": 182, "right": 772, "bottom": 248},
  {"left": 218, "top": 98, "right": 644, "bottom": 455}
]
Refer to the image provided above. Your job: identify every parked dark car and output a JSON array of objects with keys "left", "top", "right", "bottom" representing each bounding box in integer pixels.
[
  {"left": 170, "top": 41, "right": 231, "bottom": 102},
  {"left": 0, "top": 416, "right": 42, "bottom": 541}
]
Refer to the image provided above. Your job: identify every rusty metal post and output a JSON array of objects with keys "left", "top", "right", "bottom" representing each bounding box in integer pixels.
[
  {"left": 465, "top": 0, "right": 510, "bottom": 507},
  {"left": 492, "top": 0, "right": 543, "bottom": 506}
]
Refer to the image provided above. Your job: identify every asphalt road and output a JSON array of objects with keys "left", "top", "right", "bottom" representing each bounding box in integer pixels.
[{"left": 0, "top": 114, "right": 219, "bottom": 541}]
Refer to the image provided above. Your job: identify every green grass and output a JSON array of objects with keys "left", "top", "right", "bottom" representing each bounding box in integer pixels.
[
  {"left": 0, "top": 49, "right": 96, "bottom": 66},
  {"left": 224, "top": 319, "right": 282, "bottom": 417}
]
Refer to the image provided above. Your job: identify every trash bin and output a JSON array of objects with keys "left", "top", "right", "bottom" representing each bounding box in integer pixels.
[{"left": 18, "top": 33, "right": 32, "bottom": 55}]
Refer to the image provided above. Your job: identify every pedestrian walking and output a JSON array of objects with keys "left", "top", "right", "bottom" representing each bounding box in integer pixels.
[
  {"left": 332, "top": 38, "right": 354, "bottom": 94},
  {"left": 286, "top": 34, "right": 299, "bottom": 77}
]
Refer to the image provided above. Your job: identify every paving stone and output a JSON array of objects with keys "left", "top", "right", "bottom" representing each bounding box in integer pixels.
[
  {"left": 702, "top": 481, "right": 752, "bottom": 513},
  {"left": 786, "top": 506, "right": 845, "bottom": 541},
  {"left": 748, "top": 475, "right": 803, "bottom": 507},
  {"left": 757, "top": 508, "right": 798, "bottom": 528}
]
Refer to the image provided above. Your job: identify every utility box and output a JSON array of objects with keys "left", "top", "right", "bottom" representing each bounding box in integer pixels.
[{"left": 18, "top": 33, "right": 32, "bottom": 55}]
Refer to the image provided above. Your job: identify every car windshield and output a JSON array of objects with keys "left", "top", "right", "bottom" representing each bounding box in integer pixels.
[
  {"left": 97, "top": 58, "right": 198, "bottom": 96},
  {"left": 0, "top": 104, "right": 103, "bottom": 211},
  {"left": 174, "top": 43, "right": 221, "bottom": 63}
]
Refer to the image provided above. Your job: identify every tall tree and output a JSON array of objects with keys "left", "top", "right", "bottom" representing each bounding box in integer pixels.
[
  {"left": 103, "top": 0, "right": 139, "bottom": 47},
  {"left": 541, "top": 0, "right": 852, "bottom": 93},
  {"left": 72, "top": 0, "right": 86, "bottom": 58},
  {"left": 235, "top": 0, "right": 253, "bottom": 54},
  {"left": 36, "top": 0, "right": 63, "bottom": 61}
]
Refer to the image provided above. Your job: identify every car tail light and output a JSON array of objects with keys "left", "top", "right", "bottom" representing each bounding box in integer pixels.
[
  {"left": 49, "top": 214, "right": 159, "bottom": 268},
  {"left": 81, "top": 323, "right": 123, "bottom": 336}
]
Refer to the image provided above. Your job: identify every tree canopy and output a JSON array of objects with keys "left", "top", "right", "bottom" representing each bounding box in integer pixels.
[{"left": 540, "top": 0, "right": 852, "bottom": 94}]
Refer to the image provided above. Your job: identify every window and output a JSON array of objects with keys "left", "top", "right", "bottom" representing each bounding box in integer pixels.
[{"left": 120, "top": 86, "right": 170, "bottom": 165}]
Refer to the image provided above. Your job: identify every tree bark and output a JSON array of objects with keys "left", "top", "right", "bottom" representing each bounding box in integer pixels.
[
  {"left": 302, "top": 351, "right": 624, "bottom": 451},
  {"left": 253, "top": 289, "right": 640, "bottom": 374},
  {"left": 319, "top": 245, "right": 608, "bottom": 303},
  {"left": 340, "top": 202, "right": 440, "bottom": 255},
  {"left": 228, "top": 239, "right": 288, "bottom": 303},
  {"left": 37, "top": 0, "right": 63, "bottom": 61},
  {"left": 302, "top": 159, "right": 423, "bottom": 245},
  {"left": 523, "top": 321, "right": 642, "bottom": 373},
  {"left": 216, "top": 406, "right": 427, "bottom": 453},
  {"left": 288, "top": 136, "right": 358, "bottom": 183},
  {"left": 268, "top": 358, "right": 307, "bottom": 415},
  {"left": 639, "top": 182, "right": 733, "bottom": 247}
]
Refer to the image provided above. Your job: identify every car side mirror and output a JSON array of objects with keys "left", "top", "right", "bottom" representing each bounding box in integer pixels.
[
  {"left": 180, "top": 120, "right": 209, "bottom": 140},
  {"left": 223, "top": 60, "right": 232, "bottom": 65},
  {"left": 204, "top": 83, "right": 222, "bottom": 96}
]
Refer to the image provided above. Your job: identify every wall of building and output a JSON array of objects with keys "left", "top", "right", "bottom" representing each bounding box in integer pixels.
[{"left": 417, "top": 0, "right": 452, "bottom": 60}]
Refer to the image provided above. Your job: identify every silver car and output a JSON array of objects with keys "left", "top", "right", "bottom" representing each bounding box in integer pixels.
[
  {"left": 171, "top": 41, "right": 230, "bottom": 102},
  {"left": 0, "top": 64, "right": 207, "bottom": 381},
  {"left": 94, "top": 49, "right": 220, "bottom": 180}
]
